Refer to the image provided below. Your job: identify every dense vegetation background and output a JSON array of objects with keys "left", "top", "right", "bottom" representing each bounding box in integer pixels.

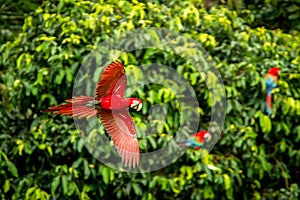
[{"left": 1, "top": 0, "right": 299, "bottom": 199}]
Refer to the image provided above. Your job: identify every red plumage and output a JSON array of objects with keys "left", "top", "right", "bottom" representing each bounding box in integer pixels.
[
  {"left": 264, "top": 67, "right": 280, "bottom": 116},
  {"left": 182, "top": 130, "right": 212, "bottom": 150},
  {"left": 266, "top": 93, "right": 272, "bottom": 113},
  {"left": 267, "top": 67, "right": 280, "bottom": 76},
  {"left": 42, "top": 96, "right": 96, "bottom": 118},
  {"left": 42, "top": 61, "right": 142, "bottom": 168}
]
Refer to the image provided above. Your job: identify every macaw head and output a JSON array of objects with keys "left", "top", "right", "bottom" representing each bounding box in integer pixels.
[
  {"left": 194, "top": 130, "right": 212, "bottom": 143},
  {"left": 129, "top": 98, "right": 143, "bottom": 111},
  {"left": 268, "top": 67, "right": 280, "bottom": 76}
]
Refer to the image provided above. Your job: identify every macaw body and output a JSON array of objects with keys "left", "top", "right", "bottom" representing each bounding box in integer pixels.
[
  {"left": 182, "top": 130, "right": 212, "bottom": 150},
  {"left": 264, "top": 67, "right": 280, "bottom": 116},
  {"left": 43, "top": 61, "right": 142, "bottom": 168}
]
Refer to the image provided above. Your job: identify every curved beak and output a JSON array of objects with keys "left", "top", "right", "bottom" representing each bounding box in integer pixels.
[{"left": 137, "top": 103, "right": 142, "bottom": 111}]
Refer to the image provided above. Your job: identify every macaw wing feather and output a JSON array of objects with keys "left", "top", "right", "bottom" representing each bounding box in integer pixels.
[
  {"left": 191, "top": 135, "right": 204, "bottom": 146},
  {"left": 98, "top": 109, "right": 140, "bottom": 168},
  {"left": 264, "top": 73, "right": 277, "bottom": 115},
  {"left": 264, "top": 74, "right": 278, "bottom": 92},
  {"left": 183, "top": 138, "right": 203, "bottom": 149},
  {"left": 95, "top": 61, "right": 127, "bottom": 101}
]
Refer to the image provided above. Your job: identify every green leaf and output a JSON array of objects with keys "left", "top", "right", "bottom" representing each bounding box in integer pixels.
[
  {"left": 223, "top": 174, "right": 231, "bottom": 190},
  {"left": 109, "top": 169, "right": 115, "bottom": 182},
  {"left": 186, "top": 166, "right": 193, "bottom": 180},
  {"left": 62, "top": 175, "right": 68, "bottom": 195},
  {"left": 102, "top": 167, "right": 109, "bottom": 185},
  {"left": 47, "top": 146, "right": 53, "bottom": 156},
  {"left": 83, "top": 160, "right": 90, "bottom": 180},
  {"left": 132, "top": 183, "right": 142, "bottom": 196},
  {"left": 16, "top": 54, "right": 25, "bottom": 69},
  {"left": 25, "top": 187, "right": 37, "bottom": 200},
  {"left": 156, "top": 121, "right": 164, "bottom": 134},
  {"left": 203, "top": 185, "right": 214, "bottom": 199},
  {"left": 72, "top": 158, "right": 83, "bottom": 168},
  {"left": 148, "top": 136, "right": 157, "bottom": 149},
  {"left": 170, "top": 178, "right": 184, "bottom": 194},
  {"left": 159, "top": 177, "right": 168, "bottom": 190},
  {"left": 7, "top": 161, "right": 18, "bottom": 177},
  {"left": 55, "top": 70, "right": 65, "bottom": 85},
  {"left": 287, "top": 5, "right": 299, "bottom": 13},
  {"left": 39, "top": 143, "right": 46, "bottom": 150},
  {"left": 264, "top": 115, "right": 272, "bottom": 133},
  {"left": 207, "top": 164, "right": 221, "bottom": 171},
  {"left": 67, "top": 181, "right": 76, "bottom": 196},
  {"left": 65, "top": 68, "right": 73, "bottom": 83},
  {"left": 259, "top": 113, "right": 272, "bottom": 133},
  {"left": 149, "top": 176, "right": 158, "bottom": 189},
  {"left": 4, "top": 179, "right": 10, "bottom": 193},
  {"left": 57, "top": 1, "right": 65, "bottom": 13},
  {"left": 51, "top": 176, "right": 60, "bottom": 195},
  {"left": 288, "top": 13, "right": 300, "bottom": 20},
  {"left": 282, "top": 171, "right": 291, "bottom": 179}
]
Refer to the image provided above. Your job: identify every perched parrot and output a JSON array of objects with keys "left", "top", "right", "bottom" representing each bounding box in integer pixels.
[
  {"left": 182, "top": 130, "right": 212, "bottom": 150},
  {"left": 264, "top": 67, "right": 280, "bottom": 116},
  {"left": 43, "top": 61, "right": 143, "bottom": 168}
]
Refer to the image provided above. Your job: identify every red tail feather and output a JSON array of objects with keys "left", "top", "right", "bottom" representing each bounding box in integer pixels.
[
  {"left": 266, "top": 93, "right": 272, "bottom": 115},
  {"left": 42, "top": 96, "right": 97, "bottom": 119},
  {"left": 266, "top": 94, "right": 271, "bottom": 109}
]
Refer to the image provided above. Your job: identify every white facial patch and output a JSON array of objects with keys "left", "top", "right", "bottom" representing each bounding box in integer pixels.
[
  {"left": 133, "top": 100, "right": 139, "bottom": 105},
  {"left": 204, "top": 133, "right": 212, "bottom": 142},
  {"left": 130, "top": 100, "right": 142, "bottom": 111}
]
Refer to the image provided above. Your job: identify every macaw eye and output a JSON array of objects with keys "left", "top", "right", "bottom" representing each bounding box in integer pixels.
[
  {"left": 132, "top": 105, "right": 138, "bottom": 109},
  {"left": 130, "top": 103, "right": 142, "bottom": 111}
]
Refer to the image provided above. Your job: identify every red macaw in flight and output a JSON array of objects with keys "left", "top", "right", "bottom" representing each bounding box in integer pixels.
[
  {"left": 182, "top": 130, "right": 212, "bottom": 150},
  {"left": 264, "top": 67, "right": 280, "bottom": 116},
  {"left": 43, "top": 61, "right": 143, "bottom": 168}
]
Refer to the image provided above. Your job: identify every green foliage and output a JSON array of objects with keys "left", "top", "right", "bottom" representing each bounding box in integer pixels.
[
  {"left": 243, "top": 0, "right": 300, "bottom": 32},
  {"left": 208, "top": 0, "right": 300, "bottom": 32},
  {"left": 1, "top": 0, "right": 300, "bottom": 199},
  {"left": 0, "top": 0, "right": 43, "bottom": 43}
]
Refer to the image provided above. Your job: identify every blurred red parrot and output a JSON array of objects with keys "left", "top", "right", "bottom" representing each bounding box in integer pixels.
[
  {"left": 43, "top": 61, "right": 143, "bottom": 168},
  {"left": 182, "top": 130, "right": 212, "bottom": 150},
  {"left": 264, "top": 67, "right": 280, "bottom": 116}
]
